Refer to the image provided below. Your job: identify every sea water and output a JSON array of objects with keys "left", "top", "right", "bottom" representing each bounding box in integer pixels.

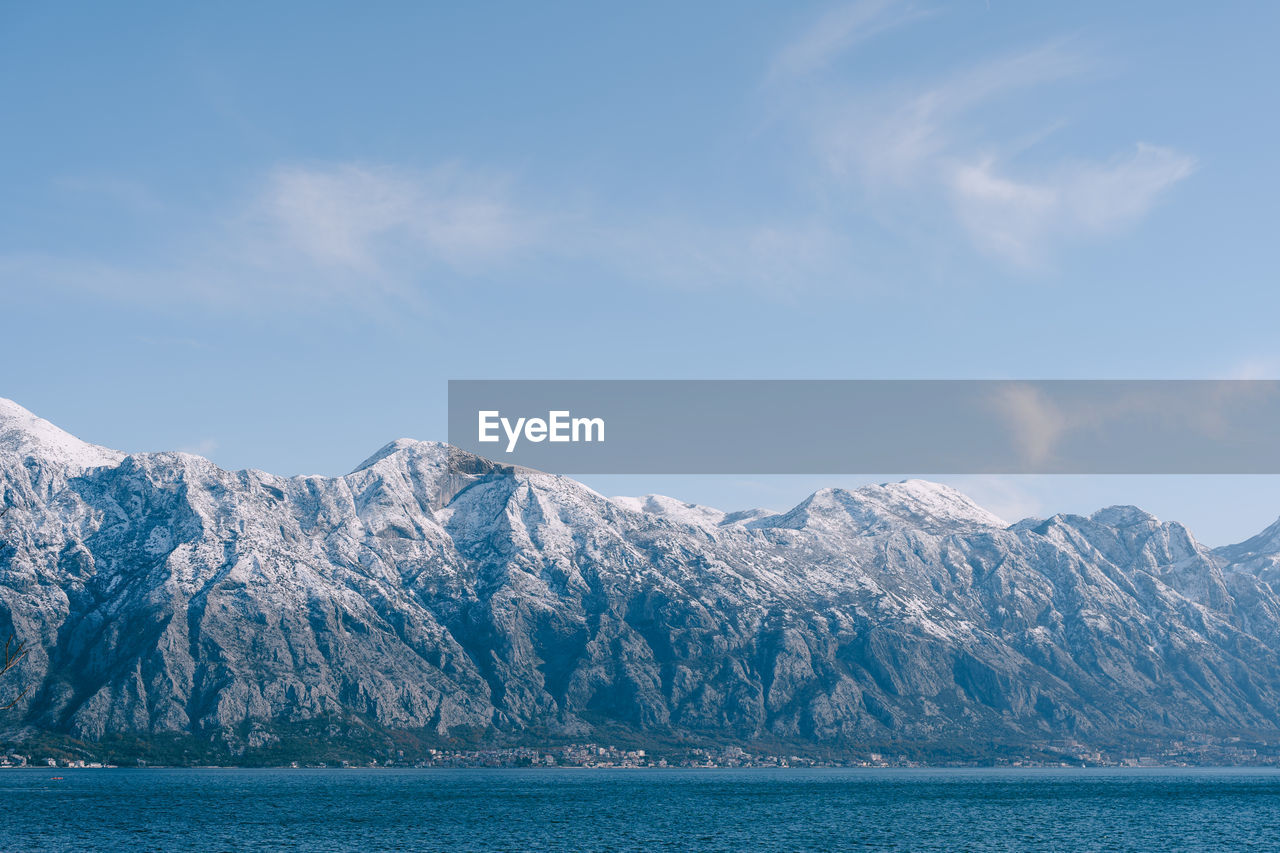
[{"left": 4, "top": 767, "right": 1279, "bottom": 851}]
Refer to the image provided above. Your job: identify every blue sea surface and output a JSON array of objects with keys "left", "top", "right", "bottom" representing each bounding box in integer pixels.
[{"left": 3, "top": 767, "right": 1280, "bottom": 851}]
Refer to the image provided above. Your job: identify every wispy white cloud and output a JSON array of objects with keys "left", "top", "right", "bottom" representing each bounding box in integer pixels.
[
  {"left": 774, "top": 11, "right": 1196, "bottom": 266},
  {"left": 947, "top": 144, "right": 1195, "bottom": 266},
  {"left": 253, "top": 163, "right": 539, "bottom": 274},
  {"left": 768, "top": 0, "right": 931, "bottom": 82},
  {"left": 816, "top": 42, "right": 1088, "bottom": 184},
  {"left": 0, "top": 162, "right": 549, "bottom": 321},
  {"left": 3, "top": 12, "right": 1198, "bottom": 313},
  {"left": 249, "top": 164, "right": 854, "bottom": 298},
  {"left": 988, "top": 382, "right": 1255, "bottom": 471},
  {"left": 0, "top": 158, "right": 854, "bottom": 318},
  {"left": 988, "top": 384, "right": 1069, "bottom": 468}
]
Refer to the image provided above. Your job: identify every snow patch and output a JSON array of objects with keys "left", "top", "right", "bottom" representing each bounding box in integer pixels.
[{"left": 0, "top": 397, "right": 124, "bottom": 472}]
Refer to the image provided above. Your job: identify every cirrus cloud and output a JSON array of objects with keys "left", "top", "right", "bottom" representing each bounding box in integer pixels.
[
  {"left": 254, "top": 163, "right": 540, "bottom": 274},
  {"left": 947, "top": 144, "right": 1195, "bottom": 266},
  {"left": 771, "top": 1, "right": 1196, "bottom": 266}
]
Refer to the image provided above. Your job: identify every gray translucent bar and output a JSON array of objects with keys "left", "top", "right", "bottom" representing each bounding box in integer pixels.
[{"left": 447, "top": 380, "right": 1280, "bottom": 474}]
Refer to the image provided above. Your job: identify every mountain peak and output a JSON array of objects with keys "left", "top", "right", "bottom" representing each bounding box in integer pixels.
[
  {"left": 610, "top": 494, "right": 728, "bottom": 528},
  {"left": 0, "top": 397, "right": 124, "bottom": 473},
  {"left": 1216, "top": 515, "right": 1280, "bottom": 565},
  {"left": 1089, "top": 505, "right": 1160, "bottom": 528},
  {"left": 854, "top": 479, "right": 1009, "bottom": 527},
  {"left": 752, "top": 479, "right": 1007, "bottom": 534},
  {"left": 349, "top": 438, "right": 447, "bottom": 474}
]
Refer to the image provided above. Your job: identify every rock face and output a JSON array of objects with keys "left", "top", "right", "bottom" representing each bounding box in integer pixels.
[{"left": 4, "top": 396, "right": 1280, "bottom": 753}]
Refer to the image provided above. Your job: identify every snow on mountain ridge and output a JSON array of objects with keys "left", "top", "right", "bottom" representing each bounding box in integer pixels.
[
  {"left": 1220, "top": 517, "right": 1280, "bottom": 558},
  {"left": 749, "top": 479, "right": 1008, "bottom": 534},
  {"left": 350, "top": 438, "right": 449, "bottom": 474},
  {"left": 1215, "top": 517, "right": 1280, "bottom": 584},
  {"left": 1, "top": 397, "right": 1246, "bottom": 550},
  {"left": 610, "top": 494, "right": 729, "bottom": 528},
  {"left": 863, "top": 479, "right": 1009, "bottom": 527},
  {"left": 0, "top": 397, "right": 125, "bottom": 472},
  {"left": 0, "top": 396, "right": 1024, "bottom": 543},
  {"left": 1090, "top": 505, "right": 1162, "bottom": 528}
]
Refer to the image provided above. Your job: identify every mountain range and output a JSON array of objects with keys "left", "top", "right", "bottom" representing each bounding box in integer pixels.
[{"left": 4, "top": 397, "right": 1280, "bottom": 763}]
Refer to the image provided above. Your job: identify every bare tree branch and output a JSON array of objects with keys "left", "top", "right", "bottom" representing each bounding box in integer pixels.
[
  {"left": 0, "top": 687, "right": 28, "bottom": 712},
  {"left": 1, "top": 634, "right": 26, "bottom": 674}
]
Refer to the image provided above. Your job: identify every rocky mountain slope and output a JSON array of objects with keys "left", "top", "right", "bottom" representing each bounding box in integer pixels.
[{"left": 4, "top": 397, "right": 1280, "bottom": 759}]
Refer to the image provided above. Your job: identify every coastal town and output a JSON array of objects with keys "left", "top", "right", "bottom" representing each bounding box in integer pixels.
[{"left": 4, "top": 737, "right": 1278, "bottom": 770}]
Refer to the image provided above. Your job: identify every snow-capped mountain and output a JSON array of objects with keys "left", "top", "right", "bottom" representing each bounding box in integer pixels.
[
  {"left": 4, "top": 397, "right": 1280, "bottom": 759},
  {"left": 1217, "top": 518, "right": 1280, "bottom": 584},
  {"left": 608, "top": 494, "right": 774, "bottom": 528},
  {"left": 0, "top": 398, "right": 123, "bottom": 488},
  {"left": 746, "top": 481, "right": 1008, "bottom": 534}
]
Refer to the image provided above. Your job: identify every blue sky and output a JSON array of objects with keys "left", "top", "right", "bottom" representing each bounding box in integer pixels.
[{"left": 3, "top": 1, "right": 1279, "bottom": 544}]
